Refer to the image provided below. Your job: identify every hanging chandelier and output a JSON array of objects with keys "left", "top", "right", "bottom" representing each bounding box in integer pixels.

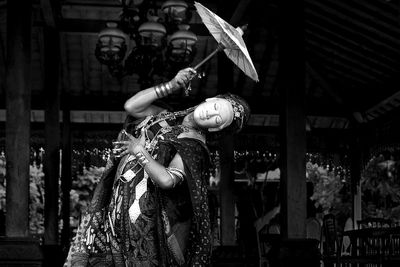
[{"left": 95, "top": 0, "right": 198, "bottom": 88}]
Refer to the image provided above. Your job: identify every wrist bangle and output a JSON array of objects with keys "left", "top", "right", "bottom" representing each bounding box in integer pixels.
[
  {"left": 160, "top": 83, "right": 168, "bottom": 97},
  {"left": 154, "top": 83, "right": 172, "bottom": 99},
  {"left": 165, "top": 82, "right": 173, "bottom": 94},
  {"left": 135, "top": 151, "right": 149, "bottom": 166},
  {"left": 154, "top": 86, "right": 161, "bottom": 98}
]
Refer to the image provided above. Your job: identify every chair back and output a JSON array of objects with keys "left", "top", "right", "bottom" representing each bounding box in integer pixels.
[
  {"left": 268, "top": 223, "right": 280, "bottom": 234},
  {"left": 322, "top": 213, "right": 339, "bottom": 257},
  {"left": 341, "top": 217, "right": 353, "bottom": 255},
  {"left": 253, "top": 206, "right": 280, "bottom": 267},
  {"left": 306, "top": 217, "right": 321, "bottom": 241}
]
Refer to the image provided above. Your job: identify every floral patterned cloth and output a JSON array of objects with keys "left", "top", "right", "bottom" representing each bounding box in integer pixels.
[{"left": 65, "top": 113, "right": 212, "bottom": 267}]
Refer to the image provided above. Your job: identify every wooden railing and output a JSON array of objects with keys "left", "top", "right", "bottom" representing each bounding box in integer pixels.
[{"left": 343, "top": 227, "right": 400, "bottom": 266}]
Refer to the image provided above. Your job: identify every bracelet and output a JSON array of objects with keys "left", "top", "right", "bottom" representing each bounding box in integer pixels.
[
  {"left": 154, "top": 86, "right": 161, "bottom": 98},
  {"left": 135, "top": 151, "right": 149, "bottom": 166},
  {"left": 165, "top": 81, "right": 173, "bottom": 94},
  {"left": 160, "top": 83, "right": 167, "bottom": 97},
  {"left": 166, "top": 167, "right": 185, "bottom": 187},
  {"left": 154, "top": 82, "right": 174, "bottom": 99}
]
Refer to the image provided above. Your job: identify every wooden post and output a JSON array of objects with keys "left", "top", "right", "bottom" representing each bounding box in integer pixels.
[
  {"left": 5, "top": 0, "right": 32, "bottom": 239},
  {"left": 216, "top": 0, "right": 236, "bottom": 242},
  {"left": 42, "top": 25, "right": 64, "bottom": 267},
  {"left": 43, "top": 26, "right": 61, "bottom": 245},
  {"left": 215, "top": 0, "right": 236, "bottom": 246},
  {"left": 350, "top": 126, "right": 362, "bottom": 228},
  {"left": 218, "top": 135, "right": 236, "bottom": 245},
  {"left": 275, "top": 1, "right": 320, "bottom": 266},
  {"left": 279, "top": 0, "right": 307, "bottom": 239},
  {"left": 61, "top": 102, "right": 72, "bottom": 253},
  {"left": 1, "top": 1, "right": 43, "bottom": 265}
]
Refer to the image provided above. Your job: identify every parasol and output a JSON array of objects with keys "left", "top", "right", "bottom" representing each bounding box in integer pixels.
[{"left": 192, "top": 1, "right": 259, "bottom": 82}]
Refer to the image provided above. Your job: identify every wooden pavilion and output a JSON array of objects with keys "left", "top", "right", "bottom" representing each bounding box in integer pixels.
[{"left": 1, "top": 0, "right": 400, "bottom": 266}]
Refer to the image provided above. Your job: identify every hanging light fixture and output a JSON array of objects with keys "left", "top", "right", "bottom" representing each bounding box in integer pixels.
[
  {"left": 95, "top": 22, "right": 129, "bottom": 66},
  {"left": 167, "top": 24, "right": 197, "bottom": 67},
  {"left": 95, "top": 0, "right": 197, "bottom": 86},
  {"left": 137, "top": 16, "right": 167, "bottom": 47},
  {"left": 161, "top": 0, "right": 189, "bottom": 24}
]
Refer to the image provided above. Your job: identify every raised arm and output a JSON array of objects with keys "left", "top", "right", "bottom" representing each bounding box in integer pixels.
[{"left": 124, "top": 68, "right": 197, "bottom": 118}]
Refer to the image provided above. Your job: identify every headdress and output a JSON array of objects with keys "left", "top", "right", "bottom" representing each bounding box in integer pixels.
[{"left": 215, "top": 93, "right": 250, "bottom": 134}]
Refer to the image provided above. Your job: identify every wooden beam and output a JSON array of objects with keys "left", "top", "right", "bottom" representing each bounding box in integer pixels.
[
  {"left": 343, "top": 0, "right": 400, "bottom": 25},
  {"left": 306, "top": 62, "right": 345, "bottom": 106},
  {"left": 306, "top": 52, "right": 373, "bottom": 86},
  {"left": 324, "top": 0, "right": 400, "bottom": 37},
  {"left": 306, "top": 30, "right": 395, "bottom": 77},
  {"left": 306, "top": 19, "right": 399, "bottom": 68},
  {"left": 364, "top": 90, "right": 400, "bottom": 120},
  {"left": 0, "top": 92, "right": 353, "bottom": 117},
  {"left": 306, "top": 24, "right": 399, "bottom": 75},
  {"left": 306, "top": 1, "right": 400, "bottom": 51},
  {"left": 305, "top": 6, "right": 400, "bottom": 57}
]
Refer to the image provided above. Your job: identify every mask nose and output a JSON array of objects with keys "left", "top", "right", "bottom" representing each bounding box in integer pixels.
[{"left": 206, "top": 109, "right": 218, "bottom": 118}]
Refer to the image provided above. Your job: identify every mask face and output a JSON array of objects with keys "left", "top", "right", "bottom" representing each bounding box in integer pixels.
[{"left": 193, "top": 98, "right": 234, "bottom": 131}]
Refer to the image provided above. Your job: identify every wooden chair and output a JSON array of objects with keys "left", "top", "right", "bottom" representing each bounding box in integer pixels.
[
  {"left": 254, "top": 206, "right": 280, "bottom": 267},
  {"left": 385, "top": 233, "right": 400, "bottom": 266},
  {"left": 320, "top": 214, "right": 360, "bottom": 267},
  {"left": 306, "top": 217, "right": 322, "bottom": 241},
  {"left": 321, "top": 213, "right": 341, "bottom": 267},
  {"left": 341, "top": 217, "right": 353, "bottom": 256}
]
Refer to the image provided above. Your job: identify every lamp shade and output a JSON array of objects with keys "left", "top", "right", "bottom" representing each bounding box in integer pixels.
[
  {"left": 169, "top": 24, "right": 197, "bottom": 47},
  {"left": 162, "top": 0, "right": 188, "bottom": 13},
  {"left": 138, "top": 18, "right": 167, "bottom": 47},
  {"left": 167, "top": 24, "right": 196, "bottom": 65},
  {"left": 161, "top": 0, "right": 188, "bottom": 23},
  {"left": 95, "top": 22, "right": 128, "bottom": 65},
  {"left": 138, "top": 20, "right": 167, "bottom": 38}
]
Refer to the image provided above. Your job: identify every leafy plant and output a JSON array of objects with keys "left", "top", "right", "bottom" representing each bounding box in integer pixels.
[
  {"left": 361, "top": 153, "right": 400, "bottom": 220},
  {"left": 0, "top": 149, "right": 107, "bottom": 236},
  {"left": 70, "top": 166, "right": 104, "bottom": 229},
  {"left": 307, "top": 162, "right": 345, "bottom": 213}
]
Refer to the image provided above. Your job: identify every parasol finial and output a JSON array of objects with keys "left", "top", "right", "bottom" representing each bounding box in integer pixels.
[{"left": 236, "top": 24, "right": 248, "bottom": 36}]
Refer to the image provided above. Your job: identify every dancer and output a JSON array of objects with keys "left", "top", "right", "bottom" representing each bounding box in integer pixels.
[{"left": 65, "top": 68, "right": 250, "bottom": 267}]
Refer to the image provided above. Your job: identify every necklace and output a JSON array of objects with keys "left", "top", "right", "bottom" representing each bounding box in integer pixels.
[{"left": 178, "top": 124, "right": 205, "bottom": 137}]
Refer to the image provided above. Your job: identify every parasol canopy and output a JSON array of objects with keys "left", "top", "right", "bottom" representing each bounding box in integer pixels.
[{"left": 193, "top": 1, "right": 259, "bottom": 82}]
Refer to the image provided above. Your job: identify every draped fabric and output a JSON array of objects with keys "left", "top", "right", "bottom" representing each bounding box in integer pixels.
[{"left": 65, "top": 113, "right": 212, "bottom": 267}]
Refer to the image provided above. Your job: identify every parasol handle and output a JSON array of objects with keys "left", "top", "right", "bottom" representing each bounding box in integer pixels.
[{"left": 193, "top": 43, "right": 225, "bottom": 70}]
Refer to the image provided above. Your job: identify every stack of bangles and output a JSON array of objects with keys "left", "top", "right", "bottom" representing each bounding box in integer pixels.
[
  {"left": 135, "top": 151, "right": 149, "bottom": 166},
  {"left": 154, "top": 82, "right": 173, "bottom": 98}
]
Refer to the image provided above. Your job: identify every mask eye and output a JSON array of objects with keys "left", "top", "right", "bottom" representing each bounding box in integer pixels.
[
  {"left": 215, "top": 116, "right": 222, "bottom": 125},
  {"left": 214, "top": 103, "right": 218, "bottom": 110}
]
